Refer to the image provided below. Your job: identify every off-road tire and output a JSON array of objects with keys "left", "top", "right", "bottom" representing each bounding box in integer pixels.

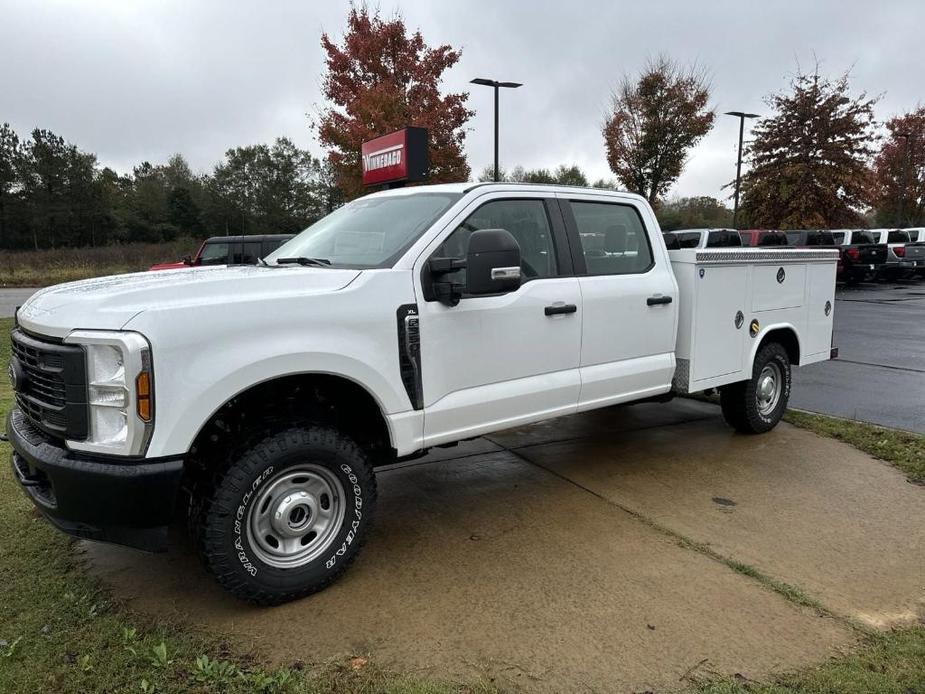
[
  {"left": 191, "top": 424, "right": 376, "bottom": 605},
  {"left": 719, "top": 342, "right": 791, "bottom": 434}
]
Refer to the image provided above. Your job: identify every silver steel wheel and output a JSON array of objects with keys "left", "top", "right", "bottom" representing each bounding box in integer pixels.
[
  {"left": 756, "top": 362, "right": 782, "bottom": 416},
  {"left": 246, "top": 464, "right": 345, "bottom": 569}
]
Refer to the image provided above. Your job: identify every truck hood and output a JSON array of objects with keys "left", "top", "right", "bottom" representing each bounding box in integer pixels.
[{"left": 17, "top": 265, "right": 361, "bottom": 338}]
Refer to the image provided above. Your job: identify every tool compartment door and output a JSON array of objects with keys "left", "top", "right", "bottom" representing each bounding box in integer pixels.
[{"left": 690, "top": 264, "right": 748, "bottom": 382}]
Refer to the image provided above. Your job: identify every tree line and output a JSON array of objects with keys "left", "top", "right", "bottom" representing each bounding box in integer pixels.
[{"left": 0, "top": 127, "right": 338, "bottom": 250}]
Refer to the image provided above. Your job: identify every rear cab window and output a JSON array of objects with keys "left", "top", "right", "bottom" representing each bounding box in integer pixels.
[
  {"left": 888, "top": 231, "right": 911, "bottom": 243},
  {"left": 706, "top": 230, "right": 742, "bottom": 248},
  {"left": 758, "top": 232, "right": 788, "bottom": 246}
]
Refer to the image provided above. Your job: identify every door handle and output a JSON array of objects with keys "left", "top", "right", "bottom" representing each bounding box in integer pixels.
[
  {"left": 545, "top": 303, "right": 578, "bottom": 316},
  {"left": 646, "top": 295, "right": 673, "bottom": 306}
]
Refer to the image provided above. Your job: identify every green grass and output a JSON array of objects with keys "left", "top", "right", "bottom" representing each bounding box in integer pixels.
[
  {"left": 692, "top": 629, "right": 925, "bottom": 693},
  {"left": 785, "top": 410, "right": 925, "bottom": 484},
  {"left": 1, "top": 315, "right": 924, "bottom": 693}
]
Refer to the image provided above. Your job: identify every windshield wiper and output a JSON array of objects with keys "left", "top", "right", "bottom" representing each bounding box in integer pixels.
[{"left": 276, "top": 257, "right": 332, "bottom": 267}]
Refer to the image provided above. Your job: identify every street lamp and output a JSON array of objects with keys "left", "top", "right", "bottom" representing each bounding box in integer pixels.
[
  {"left": 897, "top": 132, "right": 913, "bottom": 227},
  {"left": 725, "top": 111, "right": 760, "bottom": 229},
  {"left": 471, "top": 78, "right": 522, "bottom": 182}
]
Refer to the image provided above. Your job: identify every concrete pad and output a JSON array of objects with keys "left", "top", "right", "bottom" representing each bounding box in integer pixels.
[
  {"left": 86, "top": 449, "right": 851, "bottom": 693},
  {"left": 513, "top": 406, "right": 925, "bottom": 629}
]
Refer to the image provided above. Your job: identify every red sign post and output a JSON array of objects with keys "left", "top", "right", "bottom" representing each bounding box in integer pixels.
[{"left": 361, "top": 127, "right": 428, "bottom": 187}]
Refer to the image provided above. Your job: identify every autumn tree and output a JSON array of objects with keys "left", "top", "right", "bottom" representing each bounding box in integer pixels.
[
  {"left": 603, "top": 56, "right": 714, "bottom": 204},
  {"left": 739, "top": 70, "right": 878, "bottom": 228},
  {"left": 317, "top": 5, "right": 472, "bottom": 199},
  {"left": 870, "top": 107, "right": 925, "bottom": 227}
]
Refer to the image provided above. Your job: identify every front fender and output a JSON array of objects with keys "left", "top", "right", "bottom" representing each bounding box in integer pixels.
[
  {"left": 145, "top": 352, "right": 404, "bottom": 458},
  {"left": 122, "top": 271, "right": 418, "bottom": 458}
]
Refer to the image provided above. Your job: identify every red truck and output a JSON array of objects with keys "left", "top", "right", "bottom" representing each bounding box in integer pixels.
[{"left": 150, "top": 234, "right": 295, "bottom": 271}]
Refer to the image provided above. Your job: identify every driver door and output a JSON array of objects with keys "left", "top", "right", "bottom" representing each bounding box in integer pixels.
[{"left": 414, "top": 194, "right": 582, "bottom": 446}]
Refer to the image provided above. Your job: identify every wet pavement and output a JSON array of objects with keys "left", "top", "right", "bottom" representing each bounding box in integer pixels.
[
  {"left": 86, "top": 399, "right": 925, "bottom": 693},
  {"left": 790, "top": 281, "right": 925, "bottom": 432},
  {"left": 0, "top": 288, "right": 37, "bottom": 318}
]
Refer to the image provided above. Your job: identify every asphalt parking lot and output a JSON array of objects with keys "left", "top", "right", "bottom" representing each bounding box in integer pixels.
[
  {"left": 87, "top": 398, "right": 925, "bottom": 692},
  {"left": 790, "top": 280, "right": 925, "bottom": 433},
  {"left": 3, "top": 279, "right": 923, "bottom": 431}
]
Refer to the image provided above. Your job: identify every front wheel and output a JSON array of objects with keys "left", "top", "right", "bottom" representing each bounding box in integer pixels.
[
  {"left": 192, "top": 424, "right": 376, "bottom": 605},
  {"left": 720, "top": 342, "right": 791, "bottom": 434}
]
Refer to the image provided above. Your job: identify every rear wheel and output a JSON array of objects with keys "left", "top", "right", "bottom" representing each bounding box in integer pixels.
[
  {"left": 192, "top": 424, "right": 376, "bottom": 605},
  {"left": 720, "top": 342, "right": 791, "bottom": 434}
]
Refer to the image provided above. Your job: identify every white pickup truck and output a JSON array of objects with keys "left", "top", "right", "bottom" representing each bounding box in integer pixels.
[{"left": 7, "top": 183, "right": 838, "bottom": 604}]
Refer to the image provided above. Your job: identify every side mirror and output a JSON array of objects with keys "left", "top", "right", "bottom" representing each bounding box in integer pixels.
[
  {"left": 466, "top": 228, "right": 521, "bottom": 296},
  {"left": 182, "top": 255, "right": 194, "bottom": 266}
]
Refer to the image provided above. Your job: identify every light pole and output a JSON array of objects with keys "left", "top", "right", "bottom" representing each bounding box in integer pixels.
[
  {"left": 471, "top": 78, "right": 522, "bottom": 182},
  {"left": 897, "top": 132, "right": 913, "bottom": 227},
  {"left": 725, "top": 111, "right": 759, "bottom": 228}
]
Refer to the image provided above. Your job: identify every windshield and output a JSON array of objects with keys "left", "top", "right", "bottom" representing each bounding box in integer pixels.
[{"left": 266, "top": 192, "right": 462, "bottom": 268}]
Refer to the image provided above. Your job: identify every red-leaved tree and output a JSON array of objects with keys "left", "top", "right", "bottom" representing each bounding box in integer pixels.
[
  {"left": 317, "top": 5, "right": 473, "bottom": 200},
  {"left": 870, "top": 107, "right": 925, "bottom": 227}
]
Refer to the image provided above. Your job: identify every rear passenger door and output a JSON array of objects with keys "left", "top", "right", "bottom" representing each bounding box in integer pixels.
[{"left": 558, "top": 193, "right": 677, "bottom": 410}]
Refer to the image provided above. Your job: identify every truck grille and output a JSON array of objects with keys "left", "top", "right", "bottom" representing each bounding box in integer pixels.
[{"left": 10, "top": 329, "right": 88, "bottom": 441}]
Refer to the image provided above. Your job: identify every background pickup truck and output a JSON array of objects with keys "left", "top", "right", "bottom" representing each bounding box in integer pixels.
[
  {"left": 149, "top": 234, "right": 294, "bottom": 270},
  {"left": 8, "top": 183, "right": 837, "bottom": 605},
  {"left": 831, "top": 229, "right": 888, "bottom": 284},
  {"left": 868, "top": 228, "right": 925, "bottom": 278},
  {"left": 662, "top": 228, "right": 743, "bottom": 249}
]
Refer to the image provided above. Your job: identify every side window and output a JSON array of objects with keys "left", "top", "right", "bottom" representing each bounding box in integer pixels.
[
  {"left": 240, "top": 241, "right": 262, "bottom": 264},
  {"left": 199, "top": 242, "right": 230, "bottom": 266},
  {"left": 570, "top": 201, "right": 654, "bottom": 275},
  {"left": 432, "top": 199, "right": 558, "bottom": 286},
  {"left": 262, "top": 238, "right": 288, "bottom": 257}
]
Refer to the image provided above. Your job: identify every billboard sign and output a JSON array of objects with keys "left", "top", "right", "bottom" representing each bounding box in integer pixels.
[{"left": 361, "top": 127, "right": 428, "bottom": 187}]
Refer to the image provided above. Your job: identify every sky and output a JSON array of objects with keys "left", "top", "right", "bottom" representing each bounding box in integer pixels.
[{"left": 2, "top": 0, "right": 923, "bottom": 202}]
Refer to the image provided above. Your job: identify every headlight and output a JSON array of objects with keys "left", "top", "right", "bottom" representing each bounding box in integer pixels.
[{"left": 63, "top": 330, "right": 154, "bottom": 457}]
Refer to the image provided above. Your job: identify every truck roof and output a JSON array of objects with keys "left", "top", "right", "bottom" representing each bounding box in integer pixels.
[
  {"left": 203, "top": 234, "right": 295, "bottom": 243},
  {"left": 364, "top": 181, "right": 640, "bottom": 200}
]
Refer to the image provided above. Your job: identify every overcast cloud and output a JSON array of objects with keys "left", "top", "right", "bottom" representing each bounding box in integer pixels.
[{"left": 2, "top": 0, "right": 923, "bottom": 202}]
